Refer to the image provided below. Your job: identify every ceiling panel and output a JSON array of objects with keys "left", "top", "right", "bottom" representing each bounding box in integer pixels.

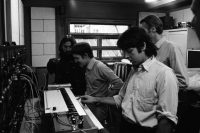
[
  {"left": 77, "top": 0, "right": 145, "bottom": 4},
  {"left": 22, "top": 0, "right": 192, "bottom": 12}
]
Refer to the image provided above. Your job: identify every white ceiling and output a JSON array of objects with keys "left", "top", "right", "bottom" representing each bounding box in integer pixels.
[
  {"left": 75, "top": 0, "right": 190, "bottom": 10},
  {"left": 22, "top": 0, "right": 192, "bottom": 12},
  {"left": 77, "top": 0, "right": 185, "bottom": 4},
  {"left": 82, "top": 0, "right": 145, "bottom": 4}
]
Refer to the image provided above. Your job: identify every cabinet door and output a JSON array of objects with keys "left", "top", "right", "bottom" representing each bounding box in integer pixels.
[{"left": 168, "top": 30, "right": 187, "bottom": 64}]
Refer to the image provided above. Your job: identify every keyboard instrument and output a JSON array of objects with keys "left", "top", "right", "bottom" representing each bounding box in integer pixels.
[{"left": 43, "top": 85, "right": 104, "bottom": 133}]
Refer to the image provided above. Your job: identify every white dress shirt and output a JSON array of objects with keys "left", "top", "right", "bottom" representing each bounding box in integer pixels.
[{"left": 114, "top": 57, "right": 178, "bottom": 127}]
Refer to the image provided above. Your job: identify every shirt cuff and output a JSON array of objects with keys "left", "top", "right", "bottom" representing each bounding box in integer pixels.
[
  {"left": 157, "top": 110, "right": 178, "bottom": 124},
  {"left": 113, "top": 95, "right": 122, "bottom": 108}
]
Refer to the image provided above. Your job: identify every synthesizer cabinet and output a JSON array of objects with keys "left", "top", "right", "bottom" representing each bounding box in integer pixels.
[{"left": 44, "top": 86, "right": 104, "bottom": 133}]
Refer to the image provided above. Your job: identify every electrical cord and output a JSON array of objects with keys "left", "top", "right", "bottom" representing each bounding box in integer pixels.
[
  {"left": 20, "top": 74, "right": 42, "bottom": 111},
  {"left": 0, "top": 51, "right": 41, "bottom": 133},
  {"left": 53, "top": 114, "right": 73, "bottom": 127},
  {"left": 23, "top": 120, "right": 39, "bottom": 133},
  {"left": 22, "top": 64, "right": 39, "bottom": 88}
]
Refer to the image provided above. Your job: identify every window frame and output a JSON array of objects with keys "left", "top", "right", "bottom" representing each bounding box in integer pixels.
[
  {"left": 72, "top": 33, "right": 123, "bottom": 61},
  {"left": 67, "top": 18, "right": 134, "bottom": 63}
]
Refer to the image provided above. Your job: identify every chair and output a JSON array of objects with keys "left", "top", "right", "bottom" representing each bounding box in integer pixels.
[
  {"left": 44, "top": 58, "right": 60, "bottom": 90},
  {"left": 113, "top": 62, "right": 132, "bottom": 82}
]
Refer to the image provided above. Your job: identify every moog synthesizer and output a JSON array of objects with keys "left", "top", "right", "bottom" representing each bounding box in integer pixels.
[{"left": 44, "top": 86, "right": 104, "bottom": 133}]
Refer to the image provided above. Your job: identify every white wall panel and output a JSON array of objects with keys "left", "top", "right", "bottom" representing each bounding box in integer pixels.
[
  {"left": 44, "top": 43, "right": 56, "bottom": 55},
  {"left": 31, "top": 20, "right": 43, "bottom": 31},
  {"left": 32, "top": 55, "right": 56, "bottom": 67},
  {"left": 31, "top": 7, "right": 56, "bottom": 67},
  {"left": 32, "top": 44, "right": 43, "bottom": 56},
  {"left": 44, "top": 20, "right": 55, "bottom": 31}
]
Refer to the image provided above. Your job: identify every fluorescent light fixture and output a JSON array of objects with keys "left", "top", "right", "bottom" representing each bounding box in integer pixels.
[
  {"left": 145, "top": 0, "right": 157, "bottom": 3},
  {"left": 145, "top": 0, "right": 176, "bottom": 3},
  {"left": 146, "top": 0, "right": 176, "bottom": 7}
]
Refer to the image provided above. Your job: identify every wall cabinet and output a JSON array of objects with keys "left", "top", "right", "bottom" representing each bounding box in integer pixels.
[{"left": 163, "top": 28, "right": 200, "bottom": 64}]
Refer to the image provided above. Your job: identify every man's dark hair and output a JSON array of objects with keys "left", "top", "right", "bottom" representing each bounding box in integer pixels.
[
  {"left": 59, "top": 35, "right": 76, "bottom": 53},
  {"left": 117, "top": 27, "right": 157, "bottom": 57},
  {"left": 72, "top": 42, "right": 94, "bottom": 58},
  {"left": 140, "top": 15, "right": 163, "bottom": 34}
]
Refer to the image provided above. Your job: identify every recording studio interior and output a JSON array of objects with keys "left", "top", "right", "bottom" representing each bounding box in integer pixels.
[{"left": 0, "top": 0, "right": 200, "bottom": 133}]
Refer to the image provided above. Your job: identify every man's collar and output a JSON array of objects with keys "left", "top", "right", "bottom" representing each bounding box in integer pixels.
[
  {"left": 86, "top": 58, "right": 96, "bottom": 70},
  {"left": 155, "top": 36, "right": 166, "bottom": 49},
  {"left": 138, "top": 56, "right": 155, "bottom": 72}
]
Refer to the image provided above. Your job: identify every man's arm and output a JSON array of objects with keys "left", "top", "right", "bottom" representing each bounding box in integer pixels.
[
  {"left": 108, "top": 78, "right": 123, "bottom": 96},
  {"left": 81, "top": 95, "right": 116, "bottom": 105},
  {"left": 170, "top": 45, "right": 189, "bottom": 90},
  {"left": 100, "top": 64, "right": 124, "bottom": 90},
  {"left": 98, "top": 63, "right": 124, "bottom": 95},
  {"left": 156, "top": 68, "right": 178, "bottom": 133}
]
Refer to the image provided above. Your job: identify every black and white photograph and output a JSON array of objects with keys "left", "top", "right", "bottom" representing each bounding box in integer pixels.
[{"left": 0, "top": 0, "right": 200, "bottom": 133}]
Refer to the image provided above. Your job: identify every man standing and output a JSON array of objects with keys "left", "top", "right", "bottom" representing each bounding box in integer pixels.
[
  {"left": 71, "top": 42, "right": 123, "bottom": 126},
  {"left": 140, "top": 15, "right": 188, "bottom": 90},
  {"left": 80, "top": 27, "right": 178, "bottom": 133},
  {"left": 140, "top": 15, "right": 189, "bottom": 133},
  {"left": 191, "top": 0, "right": 200, "bottom": 40}
]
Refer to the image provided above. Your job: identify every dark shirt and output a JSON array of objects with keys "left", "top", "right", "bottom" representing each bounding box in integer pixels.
[{"left": 48, "top": 57, "right": 86, "bottom": 96}]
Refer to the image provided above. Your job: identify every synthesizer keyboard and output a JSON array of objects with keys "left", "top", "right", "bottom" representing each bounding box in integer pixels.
[{"left": 43, "top": 86, "right": 104, "bottom": 133}]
